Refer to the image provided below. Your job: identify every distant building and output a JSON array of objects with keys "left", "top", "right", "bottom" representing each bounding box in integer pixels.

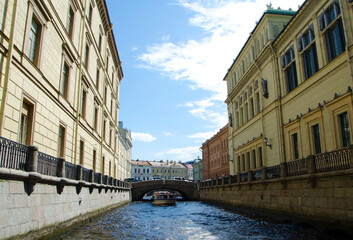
[
  {"left": 193, "top": 157, "right": 202, "bottom": 182},
  {"left": 131, "top": 160, "right": 152, "bottom": 181},
  {"left": 184, "top": 163, "right": 193, "bottom": 181},
  {"left": 201, "top": 125, "right": 229, "bottom": 180},
  {"left": 149, "top": 160, "right": 188, "bottom": 180}
]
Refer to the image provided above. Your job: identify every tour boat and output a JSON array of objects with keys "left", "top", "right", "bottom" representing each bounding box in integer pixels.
[{"left": 152, "top": 191, "right": 176, "bottom": 206}]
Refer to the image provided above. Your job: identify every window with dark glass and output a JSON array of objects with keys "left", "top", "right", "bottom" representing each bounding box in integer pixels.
[
  {"left": 250, "top": 98, "right": 254, "bottom": 118},
  {"left": 252, "top": 149, "right": 256, "bottom": 169},
  {"left": 67, "top": 7, "right": 74, "bottom": 38},
  {"left": 298, "top": 25, "right": 319, "bottom": 79},
  {"left": 312, "top": 124, "right": 321, "bottom": 154},
  {"left": 93, "top": 149, "right": 96, "bottom": 171},
  {"left": 84, "top": 44, "right": 89, "bottom": 68},
  {"left": 318, "top": 1, "right": 346, "bottom": 62},
  {"left": 339, "top": 112, "right": 351, "bottom": 147},
  {"left": 258, "top": 147, "right": 263, "bottom": 167},
  {"left": 19, "top": 100, "right": 33, "bottom": 145},
  {"left": 58, "top": 125, "right": 65, "bottom": 157},
  {"left": 242, "top": 154, "right": 245, "bottom": 171},
  {"left": 81, "top": 89, "right": 87, "bottom": 119},
  {"left": 282, "top": 46, "right": 298, "bottom": 93},
  {"left": 292, "top": 133, "right": 300, "bottom": 159},
  {"left": 61, "top": 63, "right": 69, "bottom": 98},
  {"left": 27, "top": 18, "right": 40, "bottom": 63},
  {"left": 256, "top": 92, "right": 260, "bottom": 113},
  {"left": 246, "top": 152, "right": 250, "bottom": 170},
  {"left": 79, "top": 139, "right": 84, "bottom": 165}
]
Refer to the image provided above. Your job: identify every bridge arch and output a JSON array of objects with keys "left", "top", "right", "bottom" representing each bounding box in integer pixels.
[{"left": 131, "top": 180, "right": 199, "bottom": 201}]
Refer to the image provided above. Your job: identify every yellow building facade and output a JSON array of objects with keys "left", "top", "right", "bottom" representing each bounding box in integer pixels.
[
  {"left": 225, "top": 0, "right": 353, "bottom": 175},
  {"left": 0, "top": 0, "right": 131, "bottom": 179},
  {"left": 149, "top": 160, "right": 188, "bottom": 180}
]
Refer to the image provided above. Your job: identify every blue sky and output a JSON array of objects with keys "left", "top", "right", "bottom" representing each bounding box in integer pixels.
[{"left": 106, "top": 0, "right": 304, "bottom": 162}]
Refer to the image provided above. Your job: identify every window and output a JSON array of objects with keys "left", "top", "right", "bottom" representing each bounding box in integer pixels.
[
  {"left": 96, "top": 68, "right": 100, "bottom": 89},
  {"left": 19, "top": 100, "right": 34, "bottom": 145},
  {"left": 246, "top": 152, "right": 250, "bottom": 170},
  {"left": 319, "top": 1, "right": 346, "bottom": 62},
  {"left": 94, "top": 106, "right": 98, "bottom": 131},
  {"left": 109, "top": 127, "right": 112, "bottom": 146},
  {"left": 255, "top": 92, "right": 260, "bottom": 114},
  {"left": 27, "top": 18, "right": 41, "bottom": 63},
  {"left": 258, "top": 147, "right": 264, "bottom": 167},
  {"left": 102, "top": 156, "right": 105, "bottom": 174},
  {"left": 84, "top": 44, "right": 90, "bottom": 68},
  {"left": 61, "top": 62, "right": 69, "bottom": 98},
  {"left": 252, "top": 149, "right": 256, "bottom": 169},
  {"left": 67, "top": 6, "right": 74, "bottom": 38},
  {"left": 87, "top": 4, "right": 93, "bottom": 25},
  {"left": 58, "top": 125, "right": 66, "bottom": 157},
  {"left": 109, "top": 161, "right": 111, "bottom": 176},
  {"left": 245, "top": 103, "right": 249, "bottom": 122},
  {"left": 312, "top": 124, "right": 322, "bottom": 154},
  {"left": 298, "top": 25, "right": 318, "bottom": 79},
  {"left": 79, "top": 139, "right": 84, "bottom": 165},
  {"left": 104, "top": 86, "right": 107, "bottom": 105},
  {"left": 339, "top": 112, "right": 351, "bottom": 147},
  {"left": 81, "top": 88, "right": 87, "bottom": 119},
  {"left": 236, "top": 111, "right": 239, "bottom": 128},
  {"left": 106, "top": 52, "right": 109, "bottom": 71},
  {"left": 240, "top": 107, "right": 244, "bottom": 125},
  {"left": 282, "top": 46, "right": 298, "bottom": 93},
  {"left": 103, "top": 117, "right": 106, "bottom": 140},
  {"left": 241, "top": 154, "right": 245, "bottom": 171},
  {"left": 250, "top": 98, "right": 254, "bottom": 118},
  {"left": 98, "top": 34, "right": 102, "bottom": 52},
  {"left": 291, "top": 133, "right": 300, "bottom": 160},
  {"left": 93, "top": 149, "right": 97, "bottom": 171}
]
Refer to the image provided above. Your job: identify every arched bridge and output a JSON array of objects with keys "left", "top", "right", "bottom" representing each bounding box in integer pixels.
[{"left": 131, "top": 180, "right": 199, "bottom": 201}]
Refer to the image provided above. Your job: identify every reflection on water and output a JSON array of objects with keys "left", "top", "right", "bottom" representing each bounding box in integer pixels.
[{"left": 55, "top": 201, "right": 351, "bottom": 240}]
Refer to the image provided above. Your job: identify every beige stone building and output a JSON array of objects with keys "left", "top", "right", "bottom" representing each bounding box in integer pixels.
[
  {"left": 0, "top": 0, "right": 131, "bottom": 179},
  {"left": 149, "top": 160, "right": 188, "bottom": 180},
  {"left": 224, "top": 0, "right": 353, "bottom": 175}
]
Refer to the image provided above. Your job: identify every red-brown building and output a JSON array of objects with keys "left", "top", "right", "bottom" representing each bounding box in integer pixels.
[{"left": 201, "top": 125, "right": 229, "bottom": 180}]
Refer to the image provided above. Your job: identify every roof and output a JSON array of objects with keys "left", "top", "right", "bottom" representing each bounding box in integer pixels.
[{"left": 132, "top": 160, "right": 151, "bottom": 166}]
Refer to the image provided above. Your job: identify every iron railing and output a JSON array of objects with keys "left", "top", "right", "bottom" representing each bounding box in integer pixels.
[
  {"left": 102, "top": 175, "right": 108, "bottom": 185},
  {"left": 82, "top": 167, "right": 91, "bottom": 182},
  {"left": 37, "top": 152, "right": 58, "bottom": 177},
  {"left": 94, "top": 172, "right": 100, "bottom": 184},
  {"left": 65, "top": 161, "right": 78, "bottom": 180},
  {"left": 0, "top": 136, "right": 27, "bottom": 171},
  {"left": 240, "top": 172, "right": 248, "bottom": 182},
  {"left": 266, "top": 164, "right": 280, "bottom": 179},
  {"left": 287, "top": 158, "right": 308, "bottom": 176},
  {"left": 315, "top": 147, "right": 350, "bottom": 173},
  {"left": 251, "top": 169, "right": 262, "bottom": 181}
]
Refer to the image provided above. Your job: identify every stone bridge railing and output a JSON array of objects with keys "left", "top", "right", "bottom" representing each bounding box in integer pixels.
[
  {"left": 200, "top": 145, "right": 353, "bottom": 187},
  {"left": 0, "top": 136, "right": 131, "bottom": 195}
]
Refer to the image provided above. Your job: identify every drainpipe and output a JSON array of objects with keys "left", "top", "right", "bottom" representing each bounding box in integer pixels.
[
  {"left": 73, "top": 0, "right": 87, "bottom": 164},
  {"left": 0, "top": 0, "right": 18, "bottom": 135},
  {"left": 270, "top": 44, "right": 286, "bottom": 164}
]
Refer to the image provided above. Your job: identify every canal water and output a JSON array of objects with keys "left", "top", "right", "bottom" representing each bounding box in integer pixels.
[{"left": 56, "top": 201, "right": 350, "bottom": 240}]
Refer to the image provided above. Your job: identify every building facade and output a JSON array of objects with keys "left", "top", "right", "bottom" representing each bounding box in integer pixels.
[
  {"left": 149, "top": 160, "right": 188, "bottom": 180},
  {"left": 224, "top": 0, "right": 353, "bottom": 175},
  {"left": 0, "top": 0, "right": 131, "bottom": 179},
  {"left": 131, "top": 160, "right": 152, "bottom": 181},
  {"left": 201, "top": 125, "right": 229, "bottom": 180},
  {"left": 193, "top": 157, "right": 202, "bottom": 182}
]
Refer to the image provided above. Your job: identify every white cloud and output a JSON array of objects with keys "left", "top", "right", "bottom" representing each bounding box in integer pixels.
[
  {"left": 131, "top": 46, "right": 138, "bottom": 51},
  {"left": 162, "top": 35, "right": 170, "bottom": 41},
  {"left": 155, "top": 146, "right": 201, "bottom": 162},
  {"left": 163, "top": 131, "right": 176, "bottom": 136},
  {"left": 188, "top": 131, "right": 217, "bottom": 140},
  {"left": 132, "top": 132, "right": 157, "bottom": 142},
  {"left": 138, "top": 0, "right": 304, "bottom": 127}
]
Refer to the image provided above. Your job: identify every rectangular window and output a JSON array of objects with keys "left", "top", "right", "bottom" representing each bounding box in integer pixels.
[
  {"left": 312, "top": 124, "right": 322, "bottom": 154},
  {"left": 292, "top": 133, "right": 300, "bottom": 159},
  {"left": 93, "top": 149, "right": 97, "bottom": 171},
  {"left": 103, "top": 118, "right": 106, "bottom": 140},
  {"left": 104, "top": 86, "right": 107, "bottom": 105},
  {"left": 61, "top": 63, "right": 69, "bottom": 98},
  {"left": 250, "top": 98, "right": 254, "bottom": 118},
  {"left": 96, "top": 68, "right": 100, "bottom": 89},
  {"left": 236, "top": 111, "right": 239, "bottom": 128},
  {"left": 245, "top": 103, "right": 249, "bottom": 122},
  {"left": 58, "top": 125, "right": 66, "bottom": 157},
  {"left": 19, "top": 100, "right": 33, "bottom": 145},
  {"left": 84, "top": 44, "right": 90, "bottom": 68},
  {"left": 258, "top": 147, "right": 263, "bottom": 167},
  {"left": 109, "top": 161, "right": 111, "bottom": 176},
  {"left": 81, "top": 89, "right": 87, "bottom": 119},
  {"left": 87, "top": 4, "right": 93, "bottom": 25},
  {"left": 240, "top": 107, "right": 244, "bottom": 125},
  {"left": 102, "top": 156, "right": 105, "bottom": 174},
  {"left": 241, "top": 154, "right": 245, "bottom": 171},
  {"left": 319, "top": 2, "right": 346, "bottom": 62},
  {"left": 79, "top": 139, "right": 84, "bottom": 165},
  {"left": 94, "top": 106, "right": 98, "bottom": 131},
  {"left": 252, "top": 149, "right": 256, "bottom": 169},
  {"left": 67, "top": 7, "right": 74, "bottom": 38},
  {"left": 298, "top": 25, "right": 319, "bottom": 79},
  {"left": 109, "top": 128, "right": 112, "bottom": 146},
  {"left": 98, "top": 34, "right": 102, "bottom": 52},
  {"left": 246, "top": 152, "right": 250, "bottom": 170},
  {"left": 256, "top": 92, "right": 260, "bottom": 113},
  {"left": 339, "top": 112, "right": 351, "bottom": 147},
  {"left": 282, "top": 46, "right": 298, "bottom": 93},
  {"left": 27, "top": 18, "right": 40, "bottom": 63}
]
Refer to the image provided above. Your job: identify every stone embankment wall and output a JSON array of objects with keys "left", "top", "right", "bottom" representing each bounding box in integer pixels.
[
  {"left": 200, "top": 169, "right": 353, "bottom": 228},
  {"left": 0, "top": 171, "right": 131, "bottom": 239}
]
